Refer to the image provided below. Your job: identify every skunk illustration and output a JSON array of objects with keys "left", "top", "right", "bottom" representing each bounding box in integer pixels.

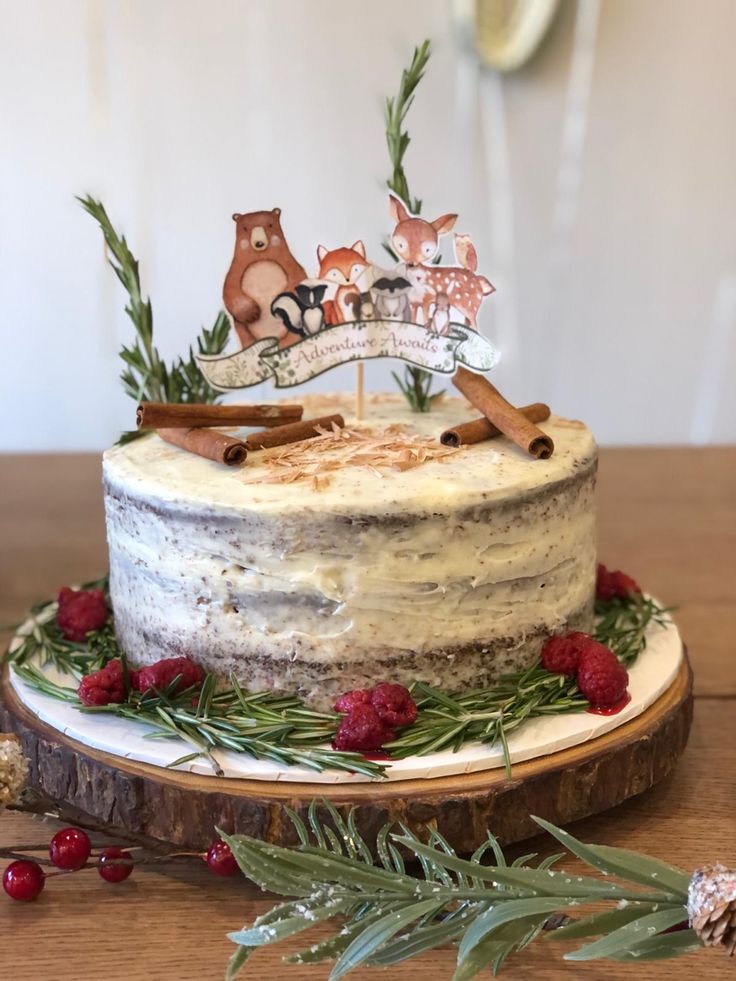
[
  {"left": 371, "top": 276, "right": 411, "bottom": 321},
  {"left": 271, "top": 284, "right": 327, "bottom": 337},
  {"left": 358, "top": 291, "right": 375, "bottom": 320}
]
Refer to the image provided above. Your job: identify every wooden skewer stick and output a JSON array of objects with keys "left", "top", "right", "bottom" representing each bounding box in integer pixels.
[{"left": 355, "top": 363, "right": 365, "bottom": 422}]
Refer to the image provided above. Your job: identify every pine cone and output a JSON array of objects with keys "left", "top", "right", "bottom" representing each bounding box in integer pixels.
[
  {"left": 688, "top": 864, "right": 736, "bottom": 955},
  {"left": 0, "top": 734, "right": 28, "bottom": 810}
]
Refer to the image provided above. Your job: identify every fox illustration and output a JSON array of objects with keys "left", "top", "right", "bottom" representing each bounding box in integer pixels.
[{"left": 316, "top": 241, "right": 371, "bottom": 324}]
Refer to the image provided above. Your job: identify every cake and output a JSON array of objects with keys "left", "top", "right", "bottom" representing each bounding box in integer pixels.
[{"left": 103, "top": 393, "right": 597, "bottom": 709}]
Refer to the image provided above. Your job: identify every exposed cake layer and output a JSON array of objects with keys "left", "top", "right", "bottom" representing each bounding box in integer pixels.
[{"left": 103, "top": 394, "right": 598, "bottom": 707}]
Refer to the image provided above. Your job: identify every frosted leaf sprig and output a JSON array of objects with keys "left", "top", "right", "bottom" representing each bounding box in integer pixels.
[{"left": 223, "top": 802, "right": 701, "bottom": 979}]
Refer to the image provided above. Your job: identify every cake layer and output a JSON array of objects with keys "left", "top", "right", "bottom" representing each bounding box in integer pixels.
[{"left": 103, "top": 394, "right": 598, "bottom": 707}]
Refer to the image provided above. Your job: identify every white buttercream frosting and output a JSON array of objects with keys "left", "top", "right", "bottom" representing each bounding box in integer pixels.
[{"left": 103, "top": 394, "right": 598, "bottom": 706}]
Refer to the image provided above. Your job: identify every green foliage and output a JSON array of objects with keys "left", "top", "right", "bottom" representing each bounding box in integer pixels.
[
  {"left": 595, "top": 594, "right": 671, "bottom": 667},
  {"left": 384, "top": 40, "right": 430, "bottom": 215},
  {"left": 223, "top": 806, "right": 697, "bottom": 978},
  {"left": 384, "top": 41, "right": 443, "bottom": 412},
  {"left": 76, "top": 195, "right": 231, "bottom": 441}
]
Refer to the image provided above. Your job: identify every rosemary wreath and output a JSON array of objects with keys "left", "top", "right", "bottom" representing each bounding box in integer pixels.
[{"left": 5, "top": 586, "right": 667, "bottom": 781}]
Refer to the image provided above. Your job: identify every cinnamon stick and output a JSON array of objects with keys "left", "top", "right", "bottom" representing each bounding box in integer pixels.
[
  {"left": 245, "top": 414, "right": 345, "bottom": 450},
  {"left": 137, "top": 401, "right": 303, "bottom": 430},
  {"left": 441, "top": 403, "right": 551, "bottom": 448},
  {"left": 157, "top": 428, "right": 248, "bottom": 466},
  {"left": 452, "top": 368, "right": 554, "bottom": 459}
]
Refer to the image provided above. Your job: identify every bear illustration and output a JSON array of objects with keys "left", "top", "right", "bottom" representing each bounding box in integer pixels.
[{"left": 223, "top": 208, "right": 307, "bottom": 349}]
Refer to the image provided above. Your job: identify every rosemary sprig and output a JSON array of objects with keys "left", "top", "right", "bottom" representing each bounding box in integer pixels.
[
  {"left": 384, "top": 40, "right": 430, "bottom": 214},
  {"left": 388, "top": 668, "right": 587, "bottom": 778},
  {"left": 77, "top": 195, "right": 231, "bottom": 442},
  {"left": 223, "top": 803, "right": 698, "bottom": 978},
  {"left": 595, "top": 594, "right": 670, "bottom": 667},
  {"left": 384, "top": 40, "right": 444, "bottom": 412}
]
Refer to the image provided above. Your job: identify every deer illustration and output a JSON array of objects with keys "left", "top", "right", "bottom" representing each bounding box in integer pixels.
[{"left": 389, "top": 195, "right": 495, "bottom": 329}]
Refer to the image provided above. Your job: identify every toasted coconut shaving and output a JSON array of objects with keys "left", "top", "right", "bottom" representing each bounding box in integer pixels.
[{"left": 241, "top": 424, "right": 462, "bottom": 490}]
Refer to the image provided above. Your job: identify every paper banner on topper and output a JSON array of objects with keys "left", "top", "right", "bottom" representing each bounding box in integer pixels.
[{"left": 199, "top": 196, "right": 498, "bottom": 391}]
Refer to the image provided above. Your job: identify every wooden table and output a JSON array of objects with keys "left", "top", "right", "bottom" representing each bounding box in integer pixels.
[{"left": 1, "top": 449, "right": 735, "bottom": 980}]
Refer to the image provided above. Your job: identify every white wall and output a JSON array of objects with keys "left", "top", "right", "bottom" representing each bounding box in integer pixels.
[{"left": 1, "top": 0, "right": 734, "bottom": 451}]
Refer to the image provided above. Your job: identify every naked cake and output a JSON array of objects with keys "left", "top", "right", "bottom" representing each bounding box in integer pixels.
[{"left": 102, "top": 393, "right": 597, "bottom": 709}]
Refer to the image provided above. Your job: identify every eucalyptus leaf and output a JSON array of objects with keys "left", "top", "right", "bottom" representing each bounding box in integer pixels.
[
  {"left": 228, "top": 899, "right": 352, "bottom": 948},
  {"left": 221, "top": 834, "right": 313, "bottom": 896},
  {"left": 367, "top": 907, "right": 475, "bottom": 966},
  {"left": 533, "top": 817, "right": 690, "bottom": 899},
  {"left": 452, "top": 914, "right": 556, "bottom": 981},
  {"left": 565, "top": 907, "right": 688, "bottom": 961},
  {"left": 286, "top": 907, "right": 398, "bottom": 964},
  {"left": 225, "top": 943, "right": 252, "bottom": 981},
  {"left": 394, "top": 837, "right": 642, "bottom": 900},
  {"left": 608, "top": 928, "right": 701, "bottom": 961},
  {"left": 329, "top": 899, "right": 443, "bottom": 980},
  {"left": 458, "top": 897, "right": 569, "bottom": 962},
  {"left": 226, "top": 900, "right": 308, "bottom": 978},
  {"left": 548, "top": 903, "right": 656, "bottom": 940}
]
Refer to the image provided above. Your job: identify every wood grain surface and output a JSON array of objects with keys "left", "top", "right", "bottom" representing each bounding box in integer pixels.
[{"left": 1, "top": 448, "right": 735, "bottom": 980}]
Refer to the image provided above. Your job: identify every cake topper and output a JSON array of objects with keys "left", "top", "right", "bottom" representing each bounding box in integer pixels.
[{"left": 196, "top": 196, "right": 499, "bottom": 393}]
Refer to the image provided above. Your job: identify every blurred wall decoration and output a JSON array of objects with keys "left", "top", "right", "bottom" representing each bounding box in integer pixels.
[
  {"left": 458, "top": 0, "right": 560, "bottom": 72},
  {"left": 1, "top": 0, "right": 734, "bottom": 451}
]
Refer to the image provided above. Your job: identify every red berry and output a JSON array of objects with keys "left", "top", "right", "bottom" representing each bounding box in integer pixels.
[
  {"left": 611, "top": 570, "right": 641, "bottom": 598},
  {"left": 97, "top": 847, "right": 133, "bottom": 883},
  {"left": 370, "top": 684, "right": 417, "bottom": 727},
  {"left": 133, "top": 657, "right": 205, "bottom": 695},
  {"left": 78, "top": 659, "right": 126, "bottom": 707},
  {"left": 49, "top": 827, "right": 91, "bottom": 871},
  {"left": 576, "top": 645, "right": 629, "bottom": 708},
  {"left": 540, "top": 632, "right": 591, "bottom": 676},
  {"left": 205, "top": 840, "right": 239, "bottom": 876},
  {"left": 3, "top": 860, "right": 45, "bottom": 902},
  {"left": 596, "top": 564, "right": 642, "bottom": 601},
  {"left": 57, "top": 587, "right": 108, "bottom": 642},
  {"left": 333, "top": 705, "right": 395, "bottom": 752},
  {"left": 333, "top": 689, "right": 372, "bottom": 714}
]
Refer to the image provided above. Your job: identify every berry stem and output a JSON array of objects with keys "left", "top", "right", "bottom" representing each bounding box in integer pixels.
[{"left": 0, "top": 849, "right": 58, "bottom": 866}]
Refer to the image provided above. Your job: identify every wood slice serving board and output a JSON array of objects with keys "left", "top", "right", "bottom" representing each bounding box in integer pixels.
[{"left": 0, "top": 655, "right": 693, "bottom": 854}]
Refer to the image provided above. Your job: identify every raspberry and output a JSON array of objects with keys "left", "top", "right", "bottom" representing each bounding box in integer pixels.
[
  {"left": 133, "top": 657, "right": 205, "bottom": 695},
  {"left": 333, "top": 689, "right": 372, "bottom": 714},
  {"left": 370, "top": 684, "right": 417, "bottom": 727},
  {"left": 576, "top": 645, "right": 629, "bottom": 708},
  {"left": 78, "top": 659, "right": 126, "bottom": 706},
  {"left": 540, "top": 632, "right": 591, "bottom": 676},
  {"left": 333, "top": 705, "right": 395, "bottom": 752},
  {"left": 596, "top": 564, "right": 642, "bottom": 601},
  {"left": 611, "top": 571, "right": 641, "bottom": 597},
  {"left": 56, "top": 587, "right": 108, "bottom": 642}
]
